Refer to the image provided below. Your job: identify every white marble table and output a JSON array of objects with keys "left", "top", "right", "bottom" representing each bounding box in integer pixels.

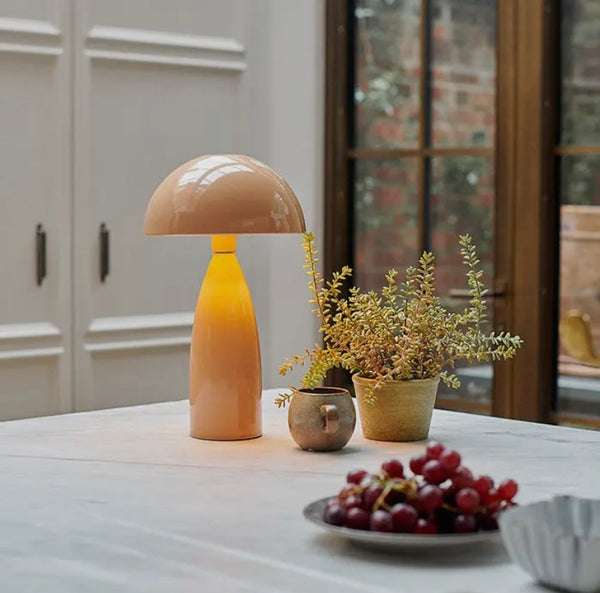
[{"left": 1, "top": 389, "right": 599, "bottom": 593}]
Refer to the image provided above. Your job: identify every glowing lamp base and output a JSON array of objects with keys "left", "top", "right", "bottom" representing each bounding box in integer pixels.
[{"left": 189, "top": 235, "right": 262, "bottom": 440}]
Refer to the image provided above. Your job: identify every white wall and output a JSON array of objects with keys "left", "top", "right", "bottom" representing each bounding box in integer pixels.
[{"left": 242, "top": 0, "right": 324, "bottom": 390}]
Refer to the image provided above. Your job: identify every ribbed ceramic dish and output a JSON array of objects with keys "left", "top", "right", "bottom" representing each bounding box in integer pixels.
[
  {"left": 303, "top": 497, "right": 502, "bottom": 551},
  {"left": 499, "top": 496, "right": 600, "bottom": 593}
]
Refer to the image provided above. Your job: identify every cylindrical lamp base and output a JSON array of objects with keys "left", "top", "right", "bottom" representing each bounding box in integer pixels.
[{"left": 189, "top": 236, "right": 262, "bottom": 440}]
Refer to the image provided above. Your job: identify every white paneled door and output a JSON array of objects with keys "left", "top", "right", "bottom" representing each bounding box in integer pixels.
[
  {"left": 0, "top": 0, "right": 72, "bottom": 419},
  {"left": 0, "top": 0, "right": 324, "bottom": 420},
  {"left": 0, "top": 0, "right": 257, "bottom": 417},
  {"left": 72, "top": 0, "right": 254, "bottom": 411}
]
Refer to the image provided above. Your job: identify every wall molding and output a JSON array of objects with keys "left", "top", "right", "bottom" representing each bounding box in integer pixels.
[
  {"left": 85, "top": 26, "right": 246, "bottom": 72},
  {"left": 0, "top": 322, "right": 61, "bottom": 341},
  {"left": 0, "top": 323, "right": 63, "bottom": 361},
  {"left": 85, "top": 336, "right": 190, "bottom": 354},
  {"left": 86, "top": 312, "right": 193, "bottom": 354},
  {"left": 0, "top": 17, "right": 62, "bottom": 57},
  {"left": 88, "top": 312, "right": 193, "bottom": 334},
  {"left": 0, "top": 346, "right": 64, "bottom": 361}
]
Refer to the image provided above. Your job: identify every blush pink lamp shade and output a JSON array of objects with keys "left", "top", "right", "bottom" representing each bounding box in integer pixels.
[
  {"left": 143, "top": 155, "right": 306, "bottom": 441},
  {"left": 144, "top": 154, "right": 305, "bottom": 235}
]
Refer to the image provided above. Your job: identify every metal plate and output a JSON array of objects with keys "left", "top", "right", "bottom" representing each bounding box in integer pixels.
[{"left": 303, "top": 497, "right": 503, "bottom": 551}]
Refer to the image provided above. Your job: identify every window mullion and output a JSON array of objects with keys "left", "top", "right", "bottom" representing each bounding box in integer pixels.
[{"left": 419, "top": 0, "right": 433, "bottom": 253}]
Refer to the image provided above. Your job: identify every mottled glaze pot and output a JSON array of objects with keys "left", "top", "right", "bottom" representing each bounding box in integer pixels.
[
  {"left": 288, "top": 387, "right": 356, "bottom": 452},
  {"left": 353, "top": 375, "right": 439, "bottom": 442}
]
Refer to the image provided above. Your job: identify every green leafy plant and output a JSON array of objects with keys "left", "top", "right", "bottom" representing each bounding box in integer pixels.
[{"left": 275, "top": 232, "right": 523, "bottom": 407}]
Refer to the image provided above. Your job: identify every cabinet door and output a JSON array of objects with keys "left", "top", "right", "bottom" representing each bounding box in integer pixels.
[
  {"left": 72, "top": 0, "right": 269, "bottom": 411},
  {"left": 0, "top": 0, "right": 71, "bottom": 419}
]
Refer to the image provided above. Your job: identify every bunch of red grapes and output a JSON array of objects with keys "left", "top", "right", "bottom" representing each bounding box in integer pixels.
[{"left": 323, "top": 441, "right": 518, "bottom": 535}]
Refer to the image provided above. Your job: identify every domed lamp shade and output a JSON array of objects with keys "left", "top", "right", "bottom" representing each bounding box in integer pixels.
[{"left": 144, "top": 155, "right": 305, "bottom": 440}]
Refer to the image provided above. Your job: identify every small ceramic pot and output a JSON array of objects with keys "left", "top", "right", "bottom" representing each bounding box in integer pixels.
[
  {"left": 288, "top": 387, "right": 356, "bottom": 451},
  {"left": 352, "top": 375, "right": 439, "bottom": 442}
]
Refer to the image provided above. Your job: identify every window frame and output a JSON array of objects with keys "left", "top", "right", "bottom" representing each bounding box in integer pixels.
[{"left": 324, "top": 0, "right": 572, "bottom": 424}]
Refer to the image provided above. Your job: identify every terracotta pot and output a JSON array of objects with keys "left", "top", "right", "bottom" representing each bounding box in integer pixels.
[
  {"left": 352, "top": 375, "right": 440, "bottom": 442},
  {"left": 288, "top": 387, "right": 356, "bottom": 451}
]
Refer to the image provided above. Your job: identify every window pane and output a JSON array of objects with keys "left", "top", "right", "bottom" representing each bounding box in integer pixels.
[
  {"left": 558, "top": 155, "right": 600, "bottom": 420},
  {"left": 354, "top": 0, "right": 421, "bottom": 149},
  {"left": 353, "top": 159, "right": 419, "bottom": 292},
  {"left": 431, "top": 0, "right": 496, "bottom": 148},
  {"left": 431, "top": 155, "right": 495, "bottom": 289},
  {"left": 561, "top": 154, "right": 600, "bottom": 206},
  {"left": 560, "top": 0, "right": 600, "bottom": 145},
  {"left": 431, "top": 155, "right": 495, "bottom": 407}
]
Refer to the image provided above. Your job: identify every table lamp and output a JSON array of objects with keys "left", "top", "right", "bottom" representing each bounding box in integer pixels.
[{"left": 144, "top": 154, "right": 306, "bottom": 441}]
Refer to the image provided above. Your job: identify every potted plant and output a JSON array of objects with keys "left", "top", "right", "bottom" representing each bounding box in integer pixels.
[{"left": 276, "top": 232, "right": 523, "bottom": 442}]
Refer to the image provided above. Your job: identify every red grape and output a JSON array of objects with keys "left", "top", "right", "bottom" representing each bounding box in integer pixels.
[
  {"left": 342, "top": 495, "right": 364, "bottom": 510},
  {"left": 434, "top": 507, "right": 456, "bottom": 534},
  {"left": 328, "top": 443, "right": 518, "bottom": 536},
  {"left": 481, "top": 488, "right": 501, "bottom": 510},
  {"left": 359, "top": 474, "right": 377, "bottom": 489},
  {"left": 381, "top": 459, "right": 404, "bottom": 479},
  {"left": 409, "top": 497, "right": 424, "bottom": 514},
  {"left": 422, "top": 460, "right": 446, "bottom": 485},
  {"left": 326, "top": 497, "right": 337, "bottom": 508},
  {"left": 370, "top": 510, "right": 394, "bottom": 532},
  {"left": 346, "top": 469, "right": 369, "bottom": 485},
  {"left": 414, "top": 518, "right": 438, "bottom": 535},
  {"left": 391, "top": 503, "right": 418, "bottom": 533},
  {"left": 442, "top": 485, "right": 457, "bottom": 507},
  {"left": 363, "top": 483, "right": 384, "bottom": 509},
  {"left": 440, "top": 449, "right": 461, "bottom": 473},
  {"left": 337, "top": 486, "right": 356, "bottom": 499},
  {"left": 409, "top": 454, "right": 428, "bottom": 475},
  {"left": 418, "top": 484, "right": 444, "bottom": 513},
  {"left": 456, "top": 488, "right": 480, "bottom": 514},
  {"left": 454, "top": 514, "right": 477, "bottom": 533},
  {"left": 474, "top": 475, "right": 494, "bottom": 496},
  {"left": 452, "top": 466, "right": 475, "bottom": 490},
  {"left": 498, "top": 479, "right": 518, "bottom": 501},
  {"left": 324, "top": 504, "right": 346, "bottom": 526},
  {"left": 479, "top": 510, "right": 499, "bottom": 531},
  {"left": 345, "top": 507, "right": 370, "bottom": 530},
  {"left": 426, "top": 441, "right": 446, "bottom": 460}
]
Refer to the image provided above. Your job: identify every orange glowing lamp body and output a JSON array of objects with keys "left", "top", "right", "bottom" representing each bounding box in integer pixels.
[
  {"left": 191, "top": 235, "right": 261, "bottom": 439},
  {"left": 144, "top": 155, "right": 305, "bottom": 440}
]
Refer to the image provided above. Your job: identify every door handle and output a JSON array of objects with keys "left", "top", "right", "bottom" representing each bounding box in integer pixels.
[
  {"left": 36, "top": 223, "right": 46, "bottom": 286},
  {"left": 100, "top": 222, "right": 109, "bottom": 282}
]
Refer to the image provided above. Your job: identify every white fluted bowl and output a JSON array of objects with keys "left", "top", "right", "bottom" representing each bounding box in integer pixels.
[{"left": 499, "top": 496, "right": 600, "bottom": 593}]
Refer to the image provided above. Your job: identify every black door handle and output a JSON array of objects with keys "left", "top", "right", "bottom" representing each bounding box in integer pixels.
[
  {"left": 36, "top": 223, "right": 46, "bottom": 286},
  {"left": 100, "top": 223, "right": 109, "bottom": 282}
]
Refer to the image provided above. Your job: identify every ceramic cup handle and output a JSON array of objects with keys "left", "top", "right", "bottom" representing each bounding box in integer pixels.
[{"left": 321, "top": 404, "right": 339, "bottom": 434}]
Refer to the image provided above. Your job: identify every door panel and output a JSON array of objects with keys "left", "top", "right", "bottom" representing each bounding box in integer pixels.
[
  {"left": 72, "top": 0, "right": 261, "bottom": 411},
  {"left": 0, "top": 0, "right": 71, "bottom": 419}
]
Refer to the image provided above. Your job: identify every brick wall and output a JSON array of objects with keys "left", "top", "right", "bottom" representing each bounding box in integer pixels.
[
  {"left": 353, "top": 0, "right": 600, "bottom": 301},
  {"left": 354, "top": 0, "right": 495, "bottom": 294}
]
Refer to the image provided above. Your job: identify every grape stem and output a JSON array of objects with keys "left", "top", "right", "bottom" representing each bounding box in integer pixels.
[
  {"left": 372, "top": 478, "right": 419, "bottom": 511},
  {"left": 336, "top": 475, "right": 421, "bottom": 512}
]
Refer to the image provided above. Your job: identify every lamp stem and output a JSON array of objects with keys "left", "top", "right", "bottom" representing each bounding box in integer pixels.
[
  {"left": 189, "top": 234, "right": 262, "bottom": 440},
  {"left": 211, "top": 235, "right": 236, "bottom": 253}
]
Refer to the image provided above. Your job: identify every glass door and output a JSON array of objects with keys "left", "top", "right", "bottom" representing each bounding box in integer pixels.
[
  {"left": 555, "top": 0, "right": 600, "bottom": 427},
  {"left": 350, "top": 0, "right": 498, "bottom": 414}
]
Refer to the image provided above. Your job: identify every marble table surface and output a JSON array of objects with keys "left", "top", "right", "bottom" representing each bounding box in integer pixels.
[{"left": 1, "top": 389, "right": 599, "bottom": 593}]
